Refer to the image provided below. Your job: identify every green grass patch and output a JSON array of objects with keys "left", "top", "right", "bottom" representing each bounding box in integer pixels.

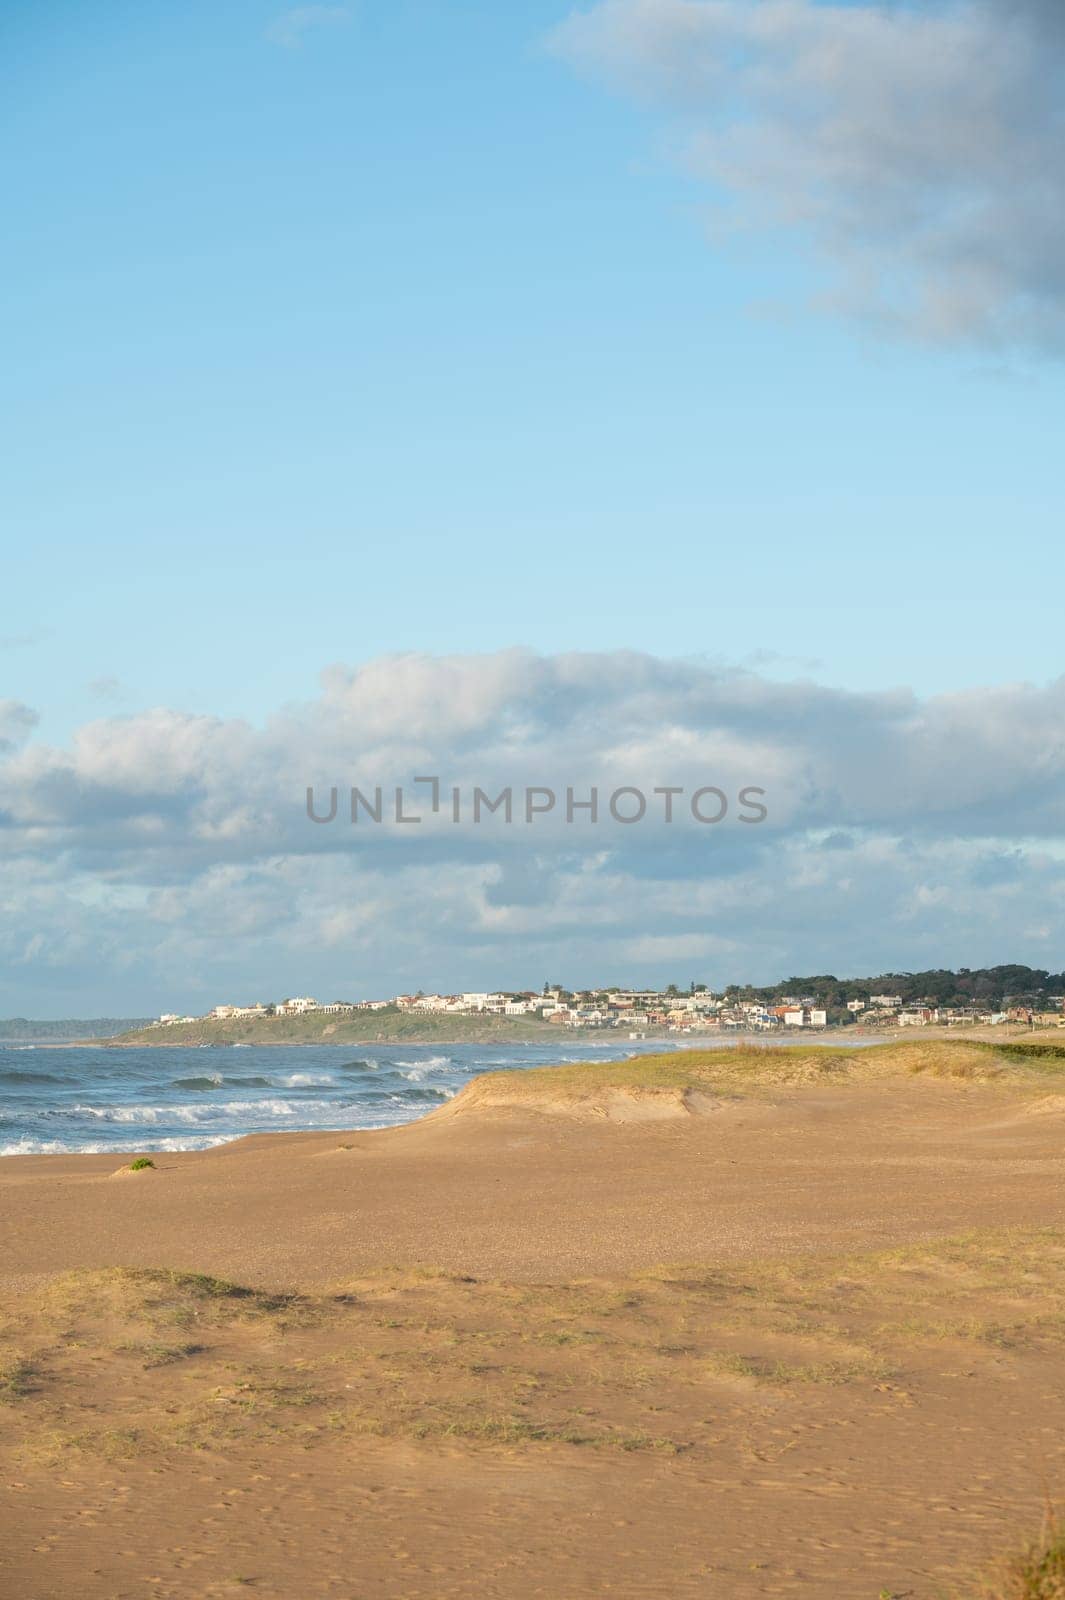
[{"left": 0, "top": 1356, "right": 38, "bottom": 1400}]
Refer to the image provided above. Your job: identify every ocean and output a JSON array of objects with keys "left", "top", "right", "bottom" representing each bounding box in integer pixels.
[{"left": 0, "top": 1038, "right": 704, "bottom": 1157}]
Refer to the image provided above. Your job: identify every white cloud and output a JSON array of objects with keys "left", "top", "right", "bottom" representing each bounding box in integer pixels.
[
  {"left": 551, "top": 0, "right": 1065, "bottom": 350},
  {"left": 266, "top": 5, "right": 350, "bottom": 50},
  {"left": 3, "top": 651, "right": 1065, "bottom": 1009}
]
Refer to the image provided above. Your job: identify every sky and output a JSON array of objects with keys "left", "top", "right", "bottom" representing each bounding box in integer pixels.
[{"left": 2, "top": 0, "right": 1063, "bottom": 1014}]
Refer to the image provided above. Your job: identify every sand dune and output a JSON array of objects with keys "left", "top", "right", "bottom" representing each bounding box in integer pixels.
[{"left": 3, "top": 1039, "right": 1065, "bottom": 1597}]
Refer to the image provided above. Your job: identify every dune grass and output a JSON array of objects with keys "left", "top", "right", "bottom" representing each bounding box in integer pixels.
[
  {"left": 970, "top": 1513, "right": 1065, "bottom": 1598},
  {"left": 458, "top": 1038, "right": 1065, "bottom": 1108},
  {"left": 5, "top": 1227, "right": 1065, "bottom": 1463}
]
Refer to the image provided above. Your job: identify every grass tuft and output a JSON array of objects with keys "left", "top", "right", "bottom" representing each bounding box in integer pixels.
[
  {"left": 453, "top": 1038, "right": 1065, "bottom": 1114},
  {"left": 0, "top": 1356, "right": 37, "bottom": 1401},
  {"left": 971, "top": 1511, "right": 1065, "bottom": 1598}
]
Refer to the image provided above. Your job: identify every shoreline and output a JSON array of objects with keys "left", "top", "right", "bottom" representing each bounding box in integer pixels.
[
  {"left": 63, "top": 1020, "right": 1060, "bottom": 1049},
  {"left": 5, "top": 1037, "right": 1065, "bottom": 1596},
  {"left": 2, "top": 1035, "right": 1064, "bottom": 1283},
  {"left": 3, "top": 1028, "right": 1062, "bottom": 1170}
]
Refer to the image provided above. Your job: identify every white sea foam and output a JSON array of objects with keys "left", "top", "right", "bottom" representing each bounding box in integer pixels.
[
  {"left": 0, "top": 1133, "right": 235, "bottom": 1156},
  {"left": 67, "top": 1097, "right": 334, "bottom": 1125},
  {"left": 0, "top": 1041, "right": 569, "bottom": 1155},
  {"left": 394, "top": 1054, "right": 453, "bottom": 1082},
  {"left": 1, "top": 1136, "right": 79, "bottom": 1155}
]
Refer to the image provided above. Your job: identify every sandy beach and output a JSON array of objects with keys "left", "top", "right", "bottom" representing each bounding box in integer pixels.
[{"left": 3, "top": 1038, "right": 1065, "bottom": 1597}]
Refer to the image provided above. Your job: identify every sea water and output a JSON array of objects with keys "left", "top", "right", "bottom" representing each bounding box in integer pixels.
[{"left": 0, "top": 1038, "right": 708, "bottom": 1156}]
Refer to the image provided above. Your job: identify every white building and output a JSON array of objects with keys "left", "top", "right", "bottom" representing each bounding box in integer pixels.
[{"left": 784, "top": 1007, "right": 827, "bottom": 1028}]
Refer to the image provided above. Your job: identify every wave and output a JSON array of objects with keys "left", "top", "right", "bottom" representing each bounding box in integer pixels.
[
  {"left": 171, "top": 1074, "right": 276, "bottom": 1091},
  {"left": 387, "top": 1086, "right": 455, "bottom": 1103},
  {"left": 0, "top": 1133, "right": 235, "bottom": 1156},
  {"left": 62, "top": 1097, "right": 336, "bottom": 1125},
  {"left": 393, "top": 1054, "right": 453, "bottom": 1083},
  {"left": 0, "top": 1041, "right": 592, "bottom": 1155},
  {"left": 1, "top": 1135, "right": 81, "bottom": 1155},
  {"left": 0, "top": 1069, "right": 67, "bottom": 1086}
]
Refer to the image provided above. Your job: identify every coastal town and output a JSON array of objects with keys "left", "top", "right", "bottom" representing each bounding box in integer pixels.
[{"left": 150, "top": 981, "right": 1065, "bottom": 1035}]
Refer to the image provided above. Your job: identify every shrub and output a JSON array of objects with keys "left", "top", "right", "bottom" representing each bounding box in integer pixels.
[{"left": 973, "top": 1513, "right": 1065, "bottom": 1598}]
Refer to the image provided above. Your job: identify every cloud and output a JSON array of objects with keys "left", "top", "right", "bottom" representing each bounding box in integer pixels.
[
  {"left": 0, "top": 700, "right": 38, "bottom": 755},
  {"left": 4, "top": 650, "right": 1065, "bottom": 1010},
  {"left": 551, "top": 0, "right": 1065, "bottom": 350},
  {"left": 266, "top": 5, "right": 350, "bottom": 49}
]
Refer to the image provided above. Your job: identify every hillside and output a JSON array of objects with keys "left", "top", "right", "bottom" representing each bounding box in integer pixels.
[
  {"left": 105, "top": 1009, "right": 575, "bottom": 1047},
  {"left": 0, "top": 1018, "right": 151, "bottom": 1043}
]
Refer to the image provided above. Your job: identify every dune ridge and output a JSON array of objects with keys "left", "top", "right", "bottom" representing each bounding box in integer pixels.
[
  {"left": 433, "top": 1036, "right": 1065, "bottom": 1121},
  {"left": 5, "top": 1037, "right": 1065, "bottom": 1597}
]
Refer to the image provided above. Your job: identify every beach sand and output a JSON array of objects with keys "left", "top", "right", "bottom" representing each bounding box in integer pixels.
[{"left": 3, "top": 1041, "right": 1065, "bottom": 1597}]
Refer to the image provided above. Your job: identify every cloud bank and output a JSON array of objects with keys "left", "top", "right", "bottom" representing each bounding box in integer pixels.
[
  {"left": 3, "top": 651, "right": 1065, "bottom": 1011},
  {"left": 551, "top": 0, "right": 1065, "bottom": 350}
]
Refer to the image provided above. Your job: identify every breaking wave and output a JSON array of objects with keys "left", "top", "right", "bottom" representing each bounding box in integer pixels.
[
  {"left": 0, "top": 1133, "right": 234, "bottom": 1156},
  {"left": 0, "top": 1039, "right": 677, "bottom": 1156},
  {"left": 63, "top": 1097, "right": 336, "bottom": 1125}
]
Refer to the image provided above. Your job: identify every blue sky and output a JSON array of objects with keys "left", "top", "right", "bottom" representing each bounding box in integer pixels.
[{"left": 2, "top": 1, "right": 1064, "bottom": 1012}]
